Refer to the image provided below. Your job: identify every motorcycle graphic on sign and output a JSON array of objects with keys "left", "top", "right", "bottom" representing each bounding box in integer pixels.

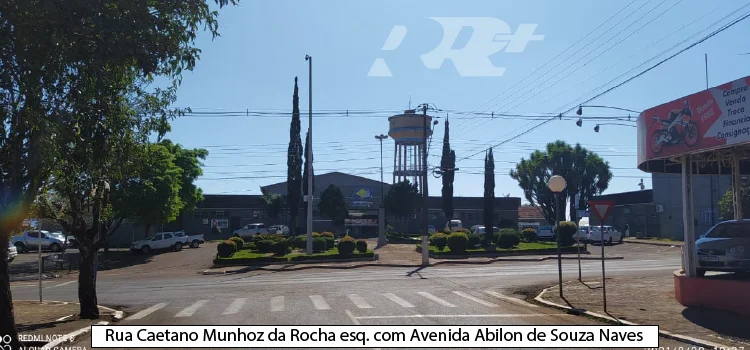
[{"left": 650, "top": 100, "right": 699, "bottom": 155}]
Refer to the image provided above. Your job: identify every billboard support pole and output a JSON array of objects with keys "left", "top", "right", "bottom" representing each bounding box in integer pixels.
[
  {"left": 682, "top": 155, "right": 697, "bottom": 277},
  {"left": 733, "top": 150, "right": 743, "bottom": 221}
]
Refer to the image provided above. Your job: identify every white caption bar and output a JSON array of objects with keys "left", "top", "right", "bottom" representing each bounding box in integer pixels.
[{"left": 92, "top": 325, "right": 659, "bottom": 348}]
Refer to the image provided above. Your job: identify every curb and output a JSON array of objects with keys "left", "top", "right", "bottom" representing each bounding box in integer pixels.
[
  {"left": 10, "top": 273, "right": 60, "bottom": 282},
  {"left": 623, "top": 239, "right": 682, "bottom": 247},
  {"left": 533, "top": 286, "right": 730, "bottom": 349},
  {"left": 203, "top": 255, "right": 625, "bottom": 275},
  {"left": 42, "top": 320, "right": 108, "bottom": 349}
]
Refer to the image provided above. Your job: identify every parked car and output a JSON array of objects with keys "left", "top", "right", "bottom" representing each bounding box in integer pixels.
[
  {"left": 588, "top": 225, "right": 623, "bottom": 245},
  {"left": 130, "top": 232, "right": 182, "bottom": 254},
  {"left": 445, "top": 220, "right": 463, "bottom": 232},
  {"left": 696, "top": 220, "right": 750, "bottom": 277},
  {"left": 574, "top": 225, "right": 590, "bottom": 242},
  {"left": 428, "top": 225, "right": 436, "bottom": 234},
  {"left": 7, "top": 242, "right": 17, "bottom": 262},
  {"left": 233, "top": 223, "right": 268, "bottom": 241},
  {"left": 537, "top": 225, "right": 555, "bottom": 240},
  {"left": 173, "top": 231, "right": 205, "bottom": 248},
  {"left": 268, "top": 225, "right": 290, "bottom": 235},
  {"left": 10, "top": 230, "right": 67, "bottom": 253},
  {"left": 65, "top": 235, "right": 78, "bottom": 248}
]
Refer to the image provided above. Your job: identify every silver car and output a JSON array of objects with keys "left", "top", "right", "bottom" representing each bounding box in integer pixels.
[{"left": 696, "top": 220, "right": 750, "bottom": 277}]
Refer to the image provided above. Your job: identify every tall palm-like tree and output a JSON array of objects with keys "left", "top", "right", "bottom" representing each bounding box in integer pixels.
[{"left": 578, "top": 154, "right": 613, "bottom": 211}]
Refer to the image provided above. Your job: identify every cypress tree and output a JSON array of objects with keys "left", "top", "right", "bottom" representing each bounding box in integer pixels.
[
  {"left": 483, "top": 148, "right": 495, "bottom": 246},
  {"left": 287, "top": 77, "right": 303, "bottom": 233}
]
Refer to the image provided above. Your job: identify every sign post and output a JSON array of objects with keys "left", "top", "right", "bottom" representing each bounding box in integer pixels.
[
  {"left": 29, "top": 219, "right": 42, "bottom": 303},
  {"left": 588, "top": 200, "right": 615, "bottom": 313}
]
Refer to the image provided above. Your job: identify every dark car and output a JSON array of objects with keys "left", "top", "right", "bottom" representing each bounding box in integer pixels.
[{"left": 695, "top": 220, "right": 750, "bottom": 277}]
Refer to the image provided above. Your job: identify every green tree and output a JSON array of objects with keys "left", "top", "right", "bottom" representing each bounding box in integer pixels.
[
  {"left": 318, "top": 185, "right": 348, "bottom": 228},
  {"left": 483, "top": 148, "right": 495, "bottom": 246},
  {"left": 302, "top": 130, "right": 314, "bottom": 222},
  {"left": 0, "top": 0, "right": 237, "bottom": 329},
  {"left": 287, "top": 77, "right": 303, "bottom": 234},
  {"left": 440, "top": 117, "right": 456, "bottom": 222},
  {"left": 385, "top": 180, "right": 421, "bottom": 232},
  {"left": 262, "top": 193, "right": 285, "bottom": 219},
  {"left": 719, "top": 181, "right": 750, "bottom": 220},
  {"left": 160, "top": 140, "right": 208, "bottom": 216},
  {"left": 510, "top": 141, "right": 611, "bottom": 225}
]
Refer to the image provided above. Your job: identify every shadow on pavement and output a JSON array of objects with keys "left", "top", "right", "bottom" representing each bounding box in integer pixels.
[
  {"left": 682, "top": 307, "right": 750, "bottom": 343},
  {"left": 10, "top": 250, "right": 155, "bottom": 276}
]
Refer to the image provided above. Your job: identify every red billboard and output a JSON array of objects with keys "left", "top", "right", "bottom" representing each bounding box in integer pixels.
[{"left": 637, "top": 76, "right": 750, "bottom": 164}]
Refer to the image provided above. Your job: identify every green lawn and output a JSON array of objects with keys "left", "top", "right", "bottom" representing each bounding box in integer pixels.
[
  {"left": 639, "top": 237, "right": 683, "bottom": 242},
  {"left": 214, "top": 247, "right": 375, "bottom": 264},
  {"left": 419, "top": 241, "right": 584, "bottom": 255}
]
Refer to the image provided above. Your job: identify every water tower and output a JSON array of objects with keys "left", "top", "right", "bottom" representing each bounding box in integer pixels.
[{"left": 388, "top": 109, "right": 433, "bottom": 194}]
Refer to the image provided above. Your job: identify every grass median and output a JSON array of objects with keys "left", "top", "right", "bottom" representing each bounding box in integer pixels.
[
  {"left": 416, "top": 241, "right": 586, "bottom": 257},
  {"left": 214, "top": 247, "right": 376, "bottom": 265}
]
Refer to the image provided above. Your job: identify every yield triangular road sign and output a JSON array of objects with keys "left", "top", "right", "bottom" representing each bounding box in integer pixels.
[{"left": 588, "top": 200, "right": 615, "bottom": 222}]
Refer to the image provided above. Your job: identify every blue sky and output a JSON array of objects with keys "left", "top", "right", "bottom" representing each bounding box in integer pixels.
[{"left": 164, "top": 0, "right": 750, "bottom": 202}]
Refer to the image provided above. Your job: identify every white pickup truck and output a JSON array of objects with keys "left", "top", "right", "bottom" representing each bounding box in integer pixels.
[
  {"left": 130, "top": 232, "right": 183, "bottom": 254},
  {"left": 173, "top": 231, "right": 205, "bottom": 248}
]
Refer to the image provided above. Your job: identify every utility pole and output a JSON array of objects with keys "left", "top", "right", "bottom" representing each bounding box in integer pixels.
[
  {"left": 421, "top": 104, "right": 429, "bottom": 266},
  {"left": 305, "top": 55, "right": 313, "bottom": 255}
]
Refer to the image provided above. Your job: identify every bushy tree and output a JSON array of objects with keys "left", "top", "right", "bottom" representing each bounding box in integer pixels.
[
  {"left": 719, "top": 180, "right": 750, "bottom": 220},
  {"left": 318, "top": 185, "right": 348, "bottom": 228},
  {"left": 385, "top": 180, "right": 420, "bottom": 232},
  {"left": 510, "top": 141, "right": 611, "bottom": 224},
  {"left": 262, "top": 193, "right": 285, "bottom": 219}
]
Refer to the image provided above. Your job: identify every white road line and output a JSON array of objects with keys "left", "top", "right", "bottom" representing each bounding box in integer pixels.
[
  {"left": 126, "top": 303, "right": 169, "bottom": 320},
  {"left": 382, "top": 293, "right": 415, "bottom": 308},
  {"left": 309, "top": 295, "right": 330, "bottom": 310},
  {"left": 344, "top": 309, "right": 360, "bottom": 325},
  {"left": 346, "top": 294, "right": 373, "bottom": 309},
  {"left": 270, "top": 296, "right": 284, "bottom": 312},
  {"left": 417, "top": 292, "right": 456, "bottom": 307},
  {"left": 355, "top": 313, "right": 572, "bottom": 320},
  {"left": 484, "top": 291, "right": 538, "bottom": 308},
  {"left": 48, "top": 280, "right": 76, "bottom": 289},
  {"left": 222, "top": 298, "right": 247, "bottom": 315},
  {"left": 175, "top": 300, "right": 208, "bottom": 317},
  {"left": 452, "top": 291, "right": 498, "bottom": 307}
]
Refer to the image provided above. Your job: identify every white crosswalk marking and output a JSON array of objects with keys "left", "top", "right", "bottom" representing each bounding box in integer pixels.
[
  {"left": 271, "top": 296, "right": 284, "bottom": 312},
  {"left": 346, "top": 294, "right": 373, "bottom": 309},
  {"left": 47, "top": 280, "right": 76, "bottom": 289},
  {"left": 382, "top": 293, "right": 415, "bottom": 308},
  {"left": 309, "top": 295, "right": 330, "bottom": 310},
  {"left": 175, "top": 300, "right": 208, "bottom": 317},
  {"left": 417, "top": 292, "right": 456, "bottom": 307},
  {"left": 222, "top": 298, "right": 247, "bottom": 315},
  {"left": 127, "top": 303, "right": 168, "bottom": 320},
  {"left": 484, "top": 290, "right": 538, "bottom": 308},
  {"left": 452, "top": 291, "right": 498, "bottom": 307}
]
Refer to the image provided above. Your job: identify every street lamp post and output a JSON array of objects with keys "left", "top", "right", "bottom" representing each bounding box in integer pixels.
[
  {"left": 375, "top": 134, "right": 388, "bottom": 207},
  {"left": 548, "top": 175, "right": 567, "bottom": 299},
  {"left": 305, "top": 55, "right": 313, "bottom": 255}
]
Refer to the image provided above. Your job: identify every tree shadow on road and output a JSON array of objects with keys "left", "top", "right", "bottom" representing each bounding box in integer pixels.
[{"left": 682, "top": 307, "right": 750, "bottom": 343}]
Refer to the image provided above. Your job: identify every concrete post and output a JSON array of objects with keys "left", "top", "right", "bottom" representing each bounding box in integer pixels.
[
  {"left": 733, "top": 150, "right": 743, "bottom": 220},
  {"left": 378, "top": 207, "right": 386, "bottom": 248},
  {"left": 682, "top": 155, "right": 697, "bottom": 277}
]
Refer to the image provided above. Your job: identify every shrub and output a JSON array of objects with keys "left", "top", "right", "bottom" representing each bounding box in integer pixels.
[
  {"left": 324, "top": 237, "right": 335, "bottom": 249},
  {"left": 217, "top": 240, "right": 236, "bottom": 258},
  {"left": 228, "top": 237, "right": 244, "bottom": 251},
  {"left": 555, "top": 221, "right": 578, "bottom": 247},
  {"left": 355, "top": 239, "right": 368, "bottom": 253},
  {"left": 312, "top": 232, "right": 321, "bottom": 238},
  {"left": 292, "top": 235, "right": 307, "bottom": 249},
  {"left": 442, "top": 228, "right": 452, "bottom": 234},
  {"left": 447, "top": 232, "right": 469, "bottom": 253},
  {"left": 497, "top": 230, "right": 521, "bottom": 249},
  {"left": 522, "top": 228, "right": 538, "bottom": 242},
  {"left": 271, "top": 240, "right": 290, "bottom": 256},
  {"left": 454, "top": 228, "right": 471, "bottom": 234},
  {"left": 253, "top": 233, "right": 285, "bottom": 242},
  {"left": 312, "top": 237, "right": 327, "bottom": 252},
  {"left": 320, "top": 231, "right": 335, "bottom": 238},
  {"left": 635, "top": 231, "right": 645, "bottom": 239},
  {"left": 429, "top": 232, "right": 448, "bottom": 251},
  {"left": 256, "top": 240, "right": 275, "bottom": 253},
  {"left": 337, "top": 236, "right": 356, "bottom": 255},
  {"left": 467, "top": 233, "right": 482, "bottom": 248}
]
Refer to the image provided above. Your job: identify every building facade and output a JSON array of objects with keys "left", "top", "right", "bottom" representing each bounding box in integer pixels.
[{"left": 589, "top": 189, "right": 659, "bottom": 238}]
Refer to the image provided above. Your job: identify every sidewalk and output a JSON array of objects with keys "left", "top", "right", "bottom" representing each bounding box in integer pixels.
[
  {"left": 14, "top": 300, "right": 122, "bottom": 347},
  {"left": 623, "top": 237, "right": 683, "bottom": 246},
  {"left": 204, "top": 243, "right": 624, "bottom": 274},
  {"left": 537, "top": 275, "right": 750, "bottom": 347}
]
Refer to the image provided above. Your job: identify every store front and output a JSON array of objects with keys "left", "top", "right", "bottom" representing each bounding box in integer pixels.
[{"left": 345, "top": 211, "right": 379, "bottom": 238}]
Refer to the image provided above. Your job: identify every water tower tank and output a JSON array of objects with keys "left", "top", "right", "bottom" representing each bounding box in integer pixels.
[{"left": 388, "top": 110, "right": 433, "bottom": 193}]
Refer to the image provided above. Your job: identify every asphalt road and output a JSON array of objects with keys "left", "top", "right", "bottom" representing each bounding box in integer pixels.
[{"left": 10, "top": 242, "right": 691, "bottom": 348}]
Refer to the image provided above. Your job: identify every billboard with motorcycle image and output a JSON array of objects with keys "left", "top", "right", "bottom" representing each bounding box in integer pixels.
[{"left": 638, "top": 75, "right": 750, "bottom": 165}]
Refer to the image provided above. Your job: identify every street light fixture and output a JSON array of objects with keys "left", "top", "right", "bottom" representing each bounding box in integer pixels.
[
  {"left": 577, "top": 105, "right": 640, "bottom": 115},
  {"left": 548, "top": 175, "right": 566, "bottom": 299},
  {"left": 576, "top": 118, "right": 582, "bottom": 127},
  {"left": 594, "top": 123, "right": 636, "bottom": 132}
]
